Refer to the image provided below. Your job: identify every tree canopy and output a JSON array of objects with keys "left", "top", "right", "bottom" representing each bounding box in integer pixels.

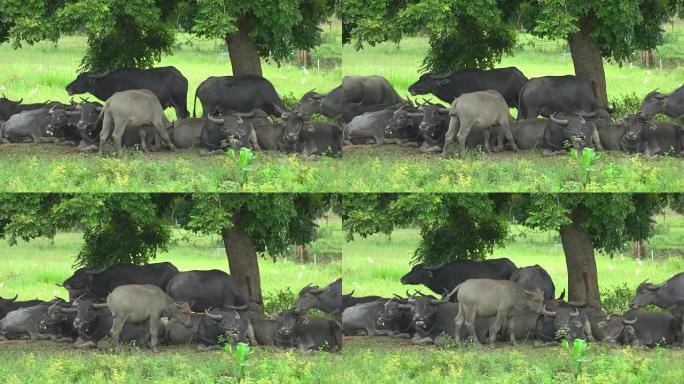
[{"left": 0, "top": 0, "right": 335, "bottom": 73}]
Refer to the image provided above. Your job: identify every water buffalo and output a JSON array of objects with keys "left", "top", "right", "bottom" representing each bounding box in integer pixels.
[
  {"left": 416, "top": 103, "right": 449, "bottom": 153},
  {"left": 404, "top": 293, "right": 493, "bottom": 345},
  {"left": 44, "top": 102, "right": 83, "bottom": 145},
  {"left": 96, "top": 284, "right": 192, "bottom": 353},
  {"left": 65, "top": 66, "right": 190, "bottom": 118},
  {"left": 408, "top": 67, "right": 528, "bottom": 108},
  {"left": 343, "top": 107, "right": 403, "bottom": 145},
  {"left": 518, "top": 75, "right": 602, "bottom": 120},
  {"left": 341, "top": 300, "right": 388, "bottom": 336},
  {"left": 600, "top": 310, "right": 680, "bottom": 347},
  {"left": 668, "top": 302, "right": 684, "bottom": 347},
  {"left": 639, "top": 85, "right": 684, "bottom": 120},
  {"left": 239, "top": 109, "right": 288, "bottom": 151},
  {"left": 249, "top": 317, "right": 280, "bottom": 346},
  {"left": 536, "top": 298, "right": 594, "bottom": 345},
  {"left": 342, "top": 290, "right": 385, "bottom": 310},
  {"left": 446, "top": 279, "right": 545, "bottom": 347},
  {"left": 165, "top": 270, "right": 249, "bottom": 313},
  {"left": 166, "top": 117, "right": 205, "bottom": 149},
  {"left": 542, "top": 112, "right": 598, "bottom": 156},
  {"left": 193, "top": 75, "right": 289, "bottom": 118},
  {"left": 0, "top": 295, "right": 45, "bottom": 320},
  {"left": 384, "top": 104, "right": 423, "bottom": 143},
  {"left": 296, "top": 87, "right": 343, "bottom": 119},
  {"left": 510, "top": 118, "right": 547, "bottom": 150},
  {"left": 444, "top": 90, "right": 518, "bottom": 156},
  {"left": 60, "top": 262, "right": 179, "bottom": 302},
  {"left": 38, "top": 299, "right": 79, "bottom": 342},
  {"left": 64, "top": 297, "right": 155, "bottom": 349},
  {"left": 293, "top": 278, "right": 342, "bottom": 317},
  {"left": 274, "top": 309, "right": 342, "bottom": 352},
  {"left": 281, "top": 112, "right": 342, "bottom": 157},
  {"left": 509, "top": 265, "right": 555, "bottom": 300},
  {"left": 375, "top": 297, "right": 414, "bottom": 338},
  {"left": 630, "top": 272, "right": 684, "bottom": 310},
  {"left": 196, "top": 307, "right": 255, "bottom": 351},
  {"left": 198, "top": 113, "right": 256, "bottom": 155},
  {"left": 0, "top": 95, "right": 52, "bottom": 121},
  {"left": 163, "top": 313, "right": 203, "bottom": 345},
  {"left": 97, "top": 89, "right": 176, "bottom": 154},
  {"left": 0, "top": 303, "right": 55, "bottom": 340},
  {"left": 400, "top": 258, "right": 518, "bottom": 297},
  {"left": 618, "top": 114, "right": 683, "bottom": 156},
  {"left": 0, "top": 107, "right": 58, "bottom": 143},
  {"left": 343, "top": 75, "right": 404, "bottom": 106}
]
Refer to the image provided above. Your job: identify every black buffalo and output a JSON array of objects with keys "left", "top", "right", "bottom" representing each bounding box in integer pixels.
[
  {"left": 60, "top": 262, "right": 179, "bottom": 301},
  {"left": 274, "top": 309, "right": 342, "bottom": 352},
  {"left": 250, "top": 317, "right": 281, "bottom": 346},
  {"left": 408, "top": 67, "right": 528, "bottom": 108},
  {"left": 400, "top": 258, "right": 518, "bottom": 297},
  {"left": 384, "top": 104, "right": 423, "bottom": 143},
  {"left": 375, "top": 297, "right": 414, "bottom": 338},
  {"left": 198, "top": 113, "right": 256, "bottom": 155},
  {"left": 0, "top": 95, "right": 52, "bottom": 121},
  {"left": 342, "top": 290, "right": 384, "bottom": 310},
  {"left": 165, "top": 270, "right": 249, "bottom": 312},
  {"left": 0, "top": 295, "right": 45, "bottom": 320},
  {"left": 296, "top": 87, "right": 344, "bottom": 119},
  {"left": 65, "top": 67, "right": 189, "bottom": 118},
  {"left": 630, "top": 272, "right": 684, "bottom": 310},
  {"left": 193, "top": 75, "right": 289, "bottom": 118},
  {"left": 639, "top": 85, "right": 684, "bottom": 120},
  {"left": 600, "top": 310, "right": 680, "bottom": 347},
  {"left": 281, "top": 112, "right": 342, "bottom": 157},
  {"left": 196, "top": 308, "right": 255, "bottom": 351},
  {"left": 518, "top": 75, "right": 601, "bottom": 120},
  {"left": 293, "top": 278, "right": 342, "bottom": 317},
  {"left": 618, "top": 114, "right": 683, "bottom": 156},
  {"left": 37, "top": 299, "right": 79, "bottom": 342},
  {"left": 509, "top": 265, "right": 555, "bottom": 300},
  {"left": 163, "top": 313, "right": 203, "bottom": 345},
  {"left": 542, "top": 112, "right": 598, "bottom": 156}
]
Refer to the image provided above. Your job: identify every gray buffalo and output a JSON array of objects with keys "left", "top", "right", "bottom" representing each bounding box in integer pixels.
[
  {"left": 509, "top": 265, "right": 555, "bottom": 300},
  {"left": 0, "top": 295, "right": 45, "bottom": 320},
  {"left": 639, "top": 85, "right": 684, "bottom": 120},
  {"left": 293, "top": 278, "right": 342, "bottom": 318},
  {"left": 341, "top": 300, "right": 388, "bottom": 336},
  {"left": 600, "top": 310, "right": 680, "bottom": 347},
  {"left": 0, "top": 302, "right": 55, "bottom": 340},
  {"left": 167, "top": 118, "right": 205, "bottom": 149},
  {"left": 446, "top": 279, "right": 545, "bottom": 347},
  {"left": 94, "top": 284, "right": 192, "bottom": 353},
  {"left": 444, "top": 90, "right": 519, "bottom": 156},
  {"left": 343, "top": 107, "right": 403, "bottom": 145},
  {"left": 510, "top": 118, "right": 547, "bottom": 150},
  {"left": 97, "top": 89, "right": 176, "bottom": 154},
  {"left": 163, "top": 313, "right": 203, "bottom": 345},
  {"left": 618, "top": 114, "right": 683, "bottom": 156},
  {"left": 249, "top": 317, "right": 280, "bottom": 346},
  {"left": 0, "top": 107, "right": 57, "bottom": 143},
  {"left": 296, "top": 87, "right": 343, "bottom": 119},
  {"left": 630, "top": 272, "right": 684, "bottom": 310},
  {"left": 280, "top": 112, "right": 342, "bottom": 157},
  {"left": 274, "top": 309, "right": 342, "bottom": 352}
]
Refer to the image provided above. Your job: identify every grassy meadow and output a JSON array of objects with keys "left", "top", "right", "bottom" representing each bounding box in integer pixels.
[
  {"left": 340, "top": 21, "right": 684, "bottom": 192},
  {"left": 341, "top": 211, "right": 684, "bottom": 383}
]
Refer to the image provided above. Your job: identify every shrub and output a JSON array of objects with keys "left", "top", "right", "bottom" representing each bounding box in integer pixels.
[
  {"left": 609, "top": 93, "right": 642, "bottom": 118},
  {"left": 600, "top": 284, "right": 633, "bottom": 315},
  {"left": 263, "top": 287, "right": 296, "bottom": 316}
]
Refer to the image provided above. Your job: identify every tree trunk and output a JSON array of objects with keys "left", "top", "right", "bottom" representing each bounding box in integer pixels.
[
  {"left": 640, "top": 49, "right": 654, "bottom": 69},
  {"left": 568, "top": 16, "right": 608, "bottom": 108},
  {"left": 222, "top": 212, "right": 263, "bottom": 307},
  {"left": 632, "top": 240, "right": 647, "bottom": 259},
  {"left": 295, "top": 244, "right": 311, "bottom": 263},
  {"left": 559, "top": 206, "right": 601, "bottom": 307},
  {"left": 226, "top": 17, "right": 262, "bottom": 76}
]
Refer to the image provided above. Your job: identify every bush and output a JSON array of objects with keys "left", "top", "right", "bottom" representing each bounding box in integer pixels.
[
  {"left": 608, "top": 93, "right": 642, "bottom": 118},
  {"left": 600, "top": 284, "right": 634, "bottom": 315},
  {"left": 262, "top": 287, "right": 296, "bottom": 316},
  {"left": 281, "top": 92, "right": 300, "bottom": 110}
]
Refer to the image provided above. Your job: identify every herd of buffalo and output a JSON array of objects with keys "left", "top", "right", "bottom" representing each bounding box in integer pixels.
[
  {"left": 0, "top": 66, "right": 682, "bottom": 158},
  {"left": 342, "top": 259, "right": 684, "bottom": 348},
  {"left": 0, "top": 263, "right": 342, "bottom": 353}
]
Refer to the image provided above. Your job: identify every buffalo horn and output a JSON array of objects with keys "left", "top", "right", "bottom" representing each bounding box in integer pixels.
[
  {"left": 84, "top": 267, "right": 106, "bottom": 275},
  {"left": 578, "top": 110, "right": 598, "bottom": 118},
  {"left": 204, "top": 309, "right": 224, "bottom": 321},
  {"left": 542, "top": 304, "right": 557, "bottom": 317},
  {"left": 569, "top": 307, "right": 580, "bottom": 317},
  {"left": 7, "top": 294, "right": 18, "bottom": 302},
  {"left": 437, "top": 107, "right": 450, "bottom": 114},
  {"left": 646, "top": 282, "right": 664, "bottom": 291},
  {"left": 549, "top": 112, "right": 569, "bottom": 125},
  {"left": 223, "top": 304, "right": 249, "bottom": 311},
  {"left": 622, "top": 315, "right": 638, "bottom": 325},
  {"left": 207, "top": 114, "right": 225, "bottom": 124},
  {"left": 567, "top": 300, "right": 586, "bottom": 308},
  {"left": 235, "top": 111, "right": 255, "bottom": 118}
]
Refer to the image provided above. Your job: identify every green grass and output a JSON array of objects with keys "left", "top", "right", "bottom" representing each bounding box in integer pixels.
[
  {"left": 343, "top": 211, "right": 684, "bottom": 300},
  {"left": 340, "top": 23, "right": 684, "bottom": 192}
]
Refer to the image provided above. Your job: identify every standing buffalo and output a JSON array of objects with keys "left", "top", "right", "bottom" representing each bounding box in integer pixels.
[
  {"left": 296, "top": 87, "right": 344, "bottom": 119},
  {"left": 444, "top": 90, "right": 518, "bottom": 156},
  {"left": 65, "top": 67, "right": 190, "bottom": 118},
  {"left": 447, "top": 279, "right": 545, "bottom": 347},
  {"left": 95, "top": 284, "right": 192, "bottom": 353},
  {"left": 293, "top": 278, "right": 342, "bottom": 317},
  {"left": 630, "top": 272, "right": 684, "bottom": 310},
  {"left": 60, "top": 262, "right": 179, "bottom": 302},
  {"left": 193, "top": 75, "right": 289, "bottom": 117},
  {"left": 639, "top": 85, "right": 684, "bottom": 120},
  {"left": 518, "top": 75, "right": 602, "bottom": 120},
  {"left": 400, "top": 258, "right": 518, "bottom": 297},
  {"left": 165, "top": 270, "right": 249, "bottom": 312},
  {"left": 509, "top": 265, "right": 555, "bottom": 300},
  {"left": 96, "top": 89, "right": 176, "bottom": 154},
  {"left": 408, "top": 67, "right": 528, "bottom": 108}
]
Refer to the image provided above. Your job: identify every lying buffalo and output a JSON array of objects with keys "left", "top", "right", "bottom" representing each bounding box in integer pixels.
[
  {"left": 618, "top": 114, "right": 683, "bottom": 156},
  {"left": 198, "top": 113, "right": 256, "bottom": 155},
  {"left": 542, "top": 112, "right": 600, "bottom": 156},
  {"left": 408, "top": 67, "right": 528, "bottom": 108},
  {"left": 342, "top": 290, "right": 385, "bottom": 310},
  {"left": 281, "top": 112, "right": 342, "bottom": 157},
  {"left": 296, "top": 87, "right": 343, "bottom": 119},
  {"left": 384, "top": 104, "right": 423, "bottom": 144},
  {"left": 518, "top": 75, "right": 602, "bottom": 120},
  {"left": 61, "top": 262, "right": 179, "bottom": 301},
  {"left": 444, "top": 90, "right": 518, "bottom": 156},
  {"left": 166, "top": 117, "right": 205, "bottom": 149},
  {"left": 97, "top": 89, "right": 177, "bottom": 154},
  {"left": 0, "top": 106, "right": 60, "bottom": 143},
  {"left": 250, "top": 318, "right": 281, "bottom": 346},
  {"left": 274, "top": 309, "right": 342, "bottom": 352},
  {"left": 0, "top": 302, "right": 56, "bottom": 340},
  {"left": 193, "top": 75, "right": 289, "bottom": 117},
  {"left": 446, "top": 279, "right": 545, "bottom": 347},
  {"left": 400, "top": 258, "right": 518, "bottom": 297},
  {"left": 509, "top": 265, "right": 555, "bottom": 300},
  {"left": 375, "top": 297, "right": 413, "bottom": 338},
  {"left": 293, "top": 278, "right": 342, "bottom": 317},
  {"left": 0, "top": 295, "right": 45, "bottom": 320},
  {"left": 0, "top": 95, "right": 53, "bottom": 121},
  {"left": 510, "top": 118, "right": 547, "bottom": 150},
  {"left": 630, "top": 272, "right": 684, "bottom": 310},
  {"left": 95, "top": 284, "right": 192, "bottom": 353},
  {"left": 65, "top": 66, "right": 190, "bottom": 118},
  {"left": 600, "top": 310, "right": 680, "bottom": 347},
  {"left": 163, "top": 313, "right": 203, "bottom": 345},
  {"left": 343, "top": 107, "right": 403, "bottom": 145},
  {"left": 341, "top": 300, "right": 387, "bottom": 336},
  {"left": 165, "top": 270, "right": 249, "bottom": 312},
  {"left": 639, "top": 85, "right": 684, "bottom": 120},
  {"left": 196, "top": 307, "right": 255, "bottom": 351},
  {"left": 38, "top": 299, "right": 79, "bottom": 342}
]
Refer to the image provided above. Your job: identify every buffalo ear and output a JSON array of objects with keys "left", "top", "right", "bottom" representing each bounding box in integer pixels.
[
  {"left": 436, "top": 79, "right": 450, "bottom": 86},
  {"left": 597, "top": 322, "right": 607, "bottom": 329}
]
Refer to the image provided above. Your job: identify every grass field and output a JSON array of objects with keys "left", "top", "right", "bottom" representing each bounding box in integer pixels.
[
  {"left": 340, "top": 21, "right": 684, "bottom": 192},
  {"left": 0, "top": 219, "right": 341, "bottom": 382},
  {"left": 341, "top": 212, "right": 684, "bottom": 383}
]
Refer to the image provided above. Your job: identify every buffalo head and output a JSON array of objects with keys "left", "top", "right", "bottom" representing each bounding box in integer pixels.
[
  {"left": 281, "top": 110, "right": 313, "bottom": 143},
  {"left": 203, "top": 306, "right": 245, "bottom": 343},
  {"left": 418, "top": 103, "right": 449, "bottom": 135},
  {"left": 296, "top": 90, "right": 325, "bottom": 116},
  {"left": 408, "top": 73, "right": 451, "bottom": 96},
  {"left": 385, "top": 104, "right": 423, "bottom": 138},
  {"left": 400, "top": 263, "right": 443, "bottom": 285},
  {"left": 65, "top": 71, "right": 109, "bottom": 96},
  {"left": 638, "top": 90, "right": 668, "bottom": 118},
  {"left": 629, "top": 279, "right": 667, "bottom": 309},
  {"left": 549, "top": 112, "right": 592, "bottom": 150}
]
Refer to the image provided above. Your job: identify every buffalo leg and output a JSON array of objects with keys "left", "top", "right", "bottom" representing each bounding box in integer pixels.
[
  {"left": 488, "top": 312, "right": 504, "bottom": 345},
  {"left": 154, "top": 122, "right": 177, "bottom": 152},
  {"left": 110, "top": 314, "right": 128, "bottom": 353},
  {"left": 456, "top": 122, "right": 473, "bottom": 157},
  {"left": 464, "top": 308, "right": 481, "bottom": 347},
  {"left": 483, "top": 129, "right": 491, "bottom": 153},
  {"left": 99, "top": 111, "right": 115, "bottom": 154},
  {"left": 591, "top": 126, "right": 603, "bottom": 150},
  {"left": 139, "top": 130, "right": 149, "bottom": 152},
  {"left": 149, "top": 317, "right": 161, "bottom": 353},
  {"left": 454, "top": 304, "right": 465, "bottom": 344},
  {"left": 442, "top": 124, "right": 458, "bottom": 157},
  {"left": 500, "top": 120, "right": 519, "bottom": 152}
]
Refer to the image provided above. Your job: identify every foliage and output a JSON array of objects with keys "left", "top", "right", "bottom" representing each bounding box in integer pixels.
[
  {"left": 600, "top": 283, "right": 634, "bottom": 316},
  {"left": 342, "top": 194, "right": 509, "bottom": 265},
  {"left": 670, "top": 193, "right": 684, "bottom": 214},
  {"left": 568, "top": 147, "right": 602, "bottom": 190},
  {"left": 224, "top": 342, "right": 253, "bottom": 383},
  {"left": 262, "top": 287, "right": 296, "bottom": 316},
  {"left": 609, "top": 93, "right": 643, "bottom": 119},
  {"left": 229, "top": 147, "right": 257, "bottom": 188},
  {"left": 561, "top": 338, "right": 591, "bottom": 379}
]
